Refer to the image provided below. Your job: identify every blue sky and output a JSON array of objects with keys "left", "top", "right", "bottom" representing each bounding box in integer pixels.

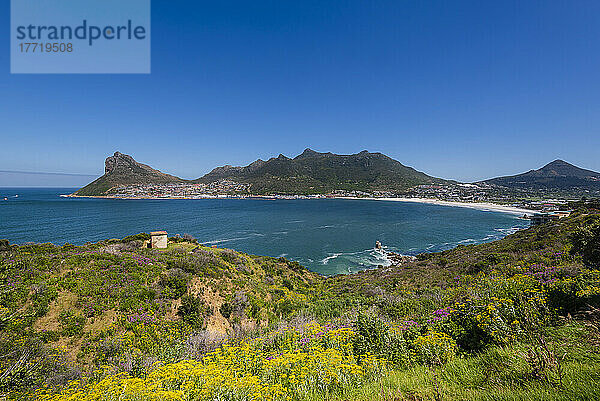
[{"left": 1, "top": 0, "right": 600, "bottom": 186}]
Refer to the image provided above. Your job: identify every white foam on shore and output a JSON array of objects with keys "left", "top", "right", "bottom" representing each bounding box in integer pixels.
[
  {"left": 494, "top": 226, "right": 522, "bottom": 235},
  {"left": 321, "top": 253, "right": 343, "bottom": 264},
  {"left": 339, "top": 197, "right": 535, "bottom": 216},
  {"left": 320, "top": 247, "right": 395, "bottom": 272},
  {"left": 204, "top": 233, "right": 265, "bottom": 245}
]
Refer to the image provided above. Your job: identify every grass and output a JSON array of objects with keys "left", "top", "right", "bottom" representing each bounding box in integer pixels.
[
  {"left": 332, "top": 323, "right": 600, "bottom": 401},
  {"left": 2, "top": 211, "right": 600, "bottom": 399}
]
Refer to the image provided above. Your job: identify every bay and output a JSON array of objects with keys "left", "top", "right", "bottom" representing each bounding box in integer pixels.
[{"left": 0, "top": 188, "right": 529, "bottom": 275}]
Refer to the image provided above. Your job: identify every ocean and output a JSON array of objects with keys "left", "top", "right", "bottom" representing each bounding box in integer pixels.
[{"left": 0, "top": 188, "right": 529, "bottom": 276}]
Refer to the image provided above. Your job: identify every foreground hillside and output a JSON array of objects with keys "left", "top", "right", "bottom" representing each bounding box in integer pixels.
[{"left": 1, "top": 211, "right": 600, "bottom": 400}]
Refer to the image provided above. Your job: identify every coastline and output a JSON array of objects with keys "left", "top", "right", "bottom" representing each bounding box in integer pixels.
[
  {"left": 63, "top": 193, "right": 535, "bottom": 216},
  {"left": 360, "top": 197, "right": 535, "bottom": 216}
]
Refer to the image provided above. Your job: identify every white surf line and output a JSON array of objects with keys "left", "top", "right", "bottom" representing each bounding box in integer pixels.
[{"left": 340, "top": 197, "right": 535, "bottom": 216}]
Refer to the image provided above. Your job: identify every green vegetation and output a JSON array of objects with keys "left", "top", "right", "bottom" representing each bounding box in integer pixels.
[
  {"left": 570, "top": 220, "right": 600, "bottom": 268},
  {"left": 75, "top": 151, "right": 600, "bottom": 198},
  {"left": 197, "top": 148, "right": 448, "bottom": 195},
  {"left": 2, "top": 211, "right": 600, "bottom": 399},
  {"left": 76, "top": 152, "right": 182, "bottom": 196},
  {"left": 332, "top": 323, "right": 600, "bottom": 401},
  {"left": 483, "top": 159, "right": 600, "bottom": 191},
  {"left": 76, "top": 149, "right": 448, "bottom": 196}
]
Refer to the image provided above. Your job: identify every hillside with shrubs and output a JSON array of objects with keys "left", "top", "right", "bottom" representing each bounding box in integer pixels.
[{"left": 1, "top": 209, "right": 600, "bottom": 400}]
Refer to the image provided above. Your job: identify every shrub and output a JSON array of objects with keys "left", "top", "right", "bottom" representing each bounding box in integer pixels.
[
  {"left": 0, "top": 239, "right": 10, "bottom": 251},
  {"left": 169, "top": 251, "right": 225, "bottom": 278},
  {"left": 30, "top": 283, "right": 58, "bottom": 317},
  {"left": 182, "top": 233, "right": 197, "bottom": 243},
  {"left": 0, "top": 337, "right": 79, "bottom": 394},
  {"left": 219, "top": 302, "right": 233, "bottom": 319},
  {"left": 412, "top": 329, "right": 457, "bottom": 365},
  {"left": 118, "top": 287, "right": 157, "bottom": 313},
  {"left": 58, "top": 311, "right": 85, "bottom": 337},
  {"left": 286, "top": 260, "right": 304, "bottom": 272},
  {"left": 570, "top": 221, "right": 600, "bottom": 268},
  {"left": 274, "top": 288, "right": 307, "bottom": 318},
  {"left": 443, "top": 303, "right": 495, "bottom": 352},
  {"left": 178, "top": 295, "right": 211, "bottom": 328},
  {"left": 184, "top": 330, "right": 226, "bottom": 359},
  {"left": 245, "top": 296, "right": 263, "bottom": 321},
  {"left": 220, "top": 249, "right": 244, "bottom": 265},
  {"left": 122, "top": 233, "right": 150, "bottom": 243},
  {"left": 117, "top": 241, "right": 143, "bottom": 252},
  {"left": 39, "top": 330, "right": 60, "bottom": 343},
  {"left": 282, "top": 278, "right": 294, "bottom": 290},
  {"left": 352, "top": 314, "right": 413, "bottom": 366},
  {"left": 158, "top": 269, "right": 188, "bottom": 298},
  {"left": 546, "top": 272, "right": 600, "bottom": 314},
  {"left": 168, "top": 236, "right": 187, "bottom": 243}
]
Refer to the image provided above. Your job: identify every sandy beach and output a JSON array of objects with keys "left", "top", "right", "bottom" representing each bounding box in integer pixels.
[
  {"left": 63, "top": 193, "right": 535, "bottom": 215},
  {"left": 367, "top": 197, "right": 535, "bottom": 216}
]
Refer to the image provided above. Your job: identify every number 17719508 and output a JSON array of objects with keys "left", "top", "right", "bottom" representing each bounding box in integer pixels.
[{"left": 19, "top": 42, "right": 73, "bottom": 52}]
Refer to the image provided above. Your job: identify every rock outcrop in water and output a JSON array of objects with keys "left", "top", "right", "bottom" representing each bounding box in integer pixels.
[{"left": 374, "top": 241, "right": 416, "bottom": 266}]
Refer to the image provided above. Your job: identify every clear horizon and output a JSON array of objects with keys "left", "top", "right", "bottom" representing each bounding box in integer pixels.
[{"left": 2, "top": 1, "right": 600, "bottom": 186}]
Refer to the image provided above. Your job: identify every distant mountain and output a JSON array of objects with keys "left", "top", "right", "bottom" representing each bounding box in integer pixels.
[
  {"left": 75, "top": 149, "right": 447, "bottom": 196},
  {"left": 75, "top": 152, "right": 183, "bottom": 196},
  {"left": 195, "top": 148, "right": 448, "bottom": 194},
  {"left": 482, "top": 160, "right": 600, "bottom": 190}
]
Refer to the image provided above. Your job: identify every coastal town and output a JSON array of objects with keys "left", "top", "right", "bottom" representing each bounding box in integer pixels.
[
  {"left": 84, "top": 180, "right": 586, "bottom": 218},
  {"left": 106, "top": 180, "right": 252, "bottom": 199},
  {"left": 66, "top": 152, "right": 599, "bottom": 221}
]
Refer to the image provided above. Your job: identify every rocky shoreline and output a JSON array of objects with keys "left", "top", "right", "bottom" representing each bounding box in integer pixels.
[{"left": 375, "top": 241, "right": 417, "bottom": 267}]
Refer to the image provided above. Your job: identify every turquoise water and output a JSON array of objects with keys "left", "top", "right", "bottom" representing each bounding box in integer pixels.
[{"left": 0, "top": 188, "right": 529, "bottom": 275}]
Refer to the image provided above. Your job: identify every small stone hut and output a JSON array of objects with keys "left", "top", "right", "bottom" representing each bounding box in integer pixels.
[{"left": 150, "top": 231, "right": 168, "bottom": 249}]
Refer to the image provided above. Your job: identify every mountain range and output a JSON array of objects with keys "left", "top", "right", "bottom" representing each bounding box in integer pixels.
[
  {"left": 75, "top": 149, "right": 449, "bottom": 195},
  {"left": 74, "top": 151, "right": 600, "bottom": 196},
  {"left": 482, "top": 159, "right": 600, "bottom": 190},
  {"left": 194, "top": 148, "right": 449, "bottom": 194}
]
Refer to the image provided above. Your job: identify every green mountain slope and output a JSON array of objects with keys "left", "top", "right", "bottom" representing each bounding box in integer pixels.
[
  {"left": 196, "top": 148, "right": 448, "bottom": 194},
  {"left": 75, "top": 152, "right": 184, "bottom": 196},
  {"left": 482, "top": 159, "right": 600, "bottom": 190}
]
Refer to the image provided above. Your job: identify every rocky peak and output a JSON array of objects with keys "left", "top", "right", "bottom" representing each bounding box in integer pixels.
[
  {"left": 536, "top": 160, "right": 597, "bottom": 178},
  {"left": 300, "top": 148, "right": 318, "bottom": 156},
  {"left": 105, "top": 151, "right": 137, "bottom": 175}
]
